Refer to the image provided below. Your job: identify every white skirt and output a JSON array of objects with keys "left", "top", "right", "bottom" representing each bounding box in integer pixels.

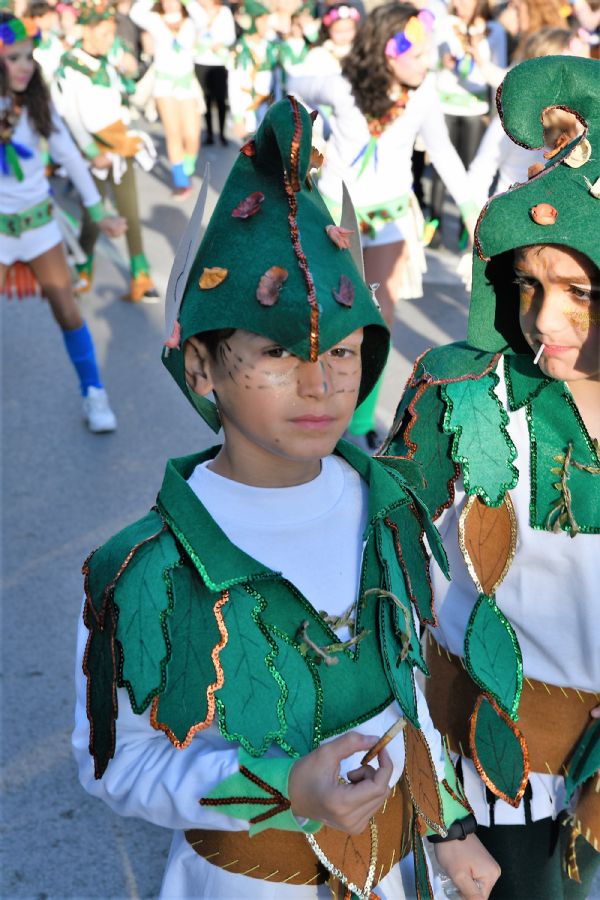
[
  {"left": 361, "top": 195, "right": 427, "bottom": 301},
  {"left": 0, "top": 219, "right": 63, "bottom": 265}
]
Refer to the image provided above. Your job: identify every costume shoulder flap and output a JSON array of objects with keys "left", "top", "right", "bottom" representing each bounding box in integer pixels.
[{"left": 381, "top": 342, "right": 518, "bottom": 517}]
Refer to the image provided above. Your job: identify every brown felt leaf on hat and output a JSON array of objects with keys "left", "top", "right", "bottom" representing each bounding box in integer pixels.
[
  {"left": 164, "top": 319, "right": 181, "bottom": 350},
  {"left": 326, "top": 225, "right": 354, "bottom": 250},
  {"left": 310, "top": 109, "right": 319, "bottom": 123},
  {"left": 239, "top": 139, "right": 256, "bottom": 157},
  {"left": 528, "top": 162, "right": 544, "bottom": 179},
  {"left": 232, "top": 191, "right": 265, "bottom": 219},
  {"left": 333, "top": 274, "right": 355, "bottom": 307},
  {"left": 458, "top": 493, "right": 517, "bottom": 596},
  {"left": 199, "top": 267, "right": 228, "bottom": 289},
  {"left": 310, "top": 146, "right": 324, "bottom": 170},
  {"left": 403, "top": 722, "right": 445, "bottom": 834},
  {"left": 256, "top": 266, "right": 288, "bottom": 306},
  {"left": 530, "top": 203, "right": 558, "bottom": 226}
]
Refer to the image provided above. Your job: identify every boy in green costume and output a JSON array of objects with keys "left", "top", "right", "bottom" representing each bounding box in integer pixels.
[
  {"left": 74, "top": 96, "right": 500, "bottom": 899},
  {"left": 382, "top": 55, "right": 600, "bottom": 899}
]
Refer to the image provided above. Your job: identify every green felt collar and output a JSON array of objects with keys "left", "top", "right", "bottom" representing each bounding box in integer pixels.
[
  {"left": 503, "top": 354, "right": 553, "bottom": 411},
  {"left": 156, "top": 441, "right": 415, "bottom": 592}
]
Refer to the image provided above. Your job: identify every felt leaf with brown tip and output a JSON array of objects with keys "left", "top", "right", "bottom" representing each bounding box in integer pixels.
[
  {"left": 239, "top": 139, "right": 256, "bottom": 157},
  {"left": 256, "top": 266, "right": 288, "bottom": 306},
  {"left": 199, "top": 267, "right": 228, "bottom": 290},
  {"left": 232, "top": 191, "right": 265, "bottom": 219},
  {"left": 458, "top": 493, "right": 517, "bottom": 596},
  {"left": 310, "top": 146, "right": 324, "bottom": 170},
  {"left": 530, "top": 203, "right": 558, "bottom": 225},
  {"left": 326, "top": 225, "right": 354, "bottom": 250},
  {"left": 333, "top": 274, "right": 355, "bottom": 307},
  {"left": 403, "top": 722, "right": 445, "bottom": 834}
]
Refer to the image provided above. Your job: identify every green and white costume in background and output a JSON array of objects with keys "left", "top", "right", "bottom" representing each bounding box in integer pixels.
[
  {"left": 383, "top": 56, "right": 600, "bottom": 898},
  {"left": 74, "top": 98, "right": 472, "bottom": 899}
]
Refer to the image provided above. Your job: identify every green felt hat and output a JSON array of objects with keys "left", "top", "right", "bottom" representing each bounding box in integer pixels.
[
  {"left": 162, "top": 96, "right": 389, "bottom": 431},
  {"left": 75, "top": 0, "right": 115, "bottom": 25},
  {"left": 468, "top": 55, "right": 600, "bottom": 354}
]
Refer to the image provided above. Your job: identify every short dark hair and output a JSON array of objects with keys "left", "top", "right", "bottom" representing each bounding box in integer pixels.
[{"left": 195, "top": 328, "right": 236, "bottom": 360}]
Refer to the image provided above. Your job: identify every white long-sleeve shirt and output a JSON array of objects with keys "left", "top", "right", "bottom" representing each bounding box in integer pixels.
[
  {"left": 434, "top": 17, "right": 507, "bottom": 116},
  {"left": 193, "top": 4, "right": 236, "bottom": 67},
  {"left": 467, "top": 115, "right": 547, "bottom": 207},
  {"left": 73, "top": 455, "right": 447, "bottom": 899},
  {"left": 430, "top": 359, "right": 599, "bottom": 826},
  {"left": 129, "top": 0, "right": 204, "bottom": 79},
  {"left": 0, "top": 102, "right": 101, "bottom": 215},
  {"left": 288, "top": 72, "right": 474, "bottom": 213}
]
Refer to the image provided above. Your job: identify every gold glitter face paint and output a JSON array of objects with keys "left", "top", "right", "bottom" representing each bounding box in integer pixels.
[{"left": 565, "top": 308, "right": 600, "bottom": 330}]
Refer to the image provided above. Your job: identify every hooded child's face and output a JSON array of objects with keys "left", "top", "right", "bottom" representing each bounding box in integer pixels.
[
  {"left": 184, "top": 328, "right": 364, "bottom": 485},
  {"left": 515, "top": 244, "right": 600, "bottom": 384}
]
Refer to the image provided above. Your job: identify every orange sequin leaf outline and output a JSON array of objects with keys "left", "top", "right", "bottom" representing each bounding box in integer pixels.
[
  {"left": 379, "top": 349, "right": 502, "bottom": 521},
  {"left": 150, "top": 590, "right": 230, "bottom": 748},
  {"left": 82, "top": 524, "right": 168, "bottom": 777},
  {"left": 384, "top": 514, "right": 437, "bottom": 627},
  {"left": 200, "top": 764, "right": 291, "bottom": 824},
  {"left": 469, "top": 692, "right": 530, "bottom": 808},
  {"left": 283, "top": 94, "right": 319, "bottom": 361}
]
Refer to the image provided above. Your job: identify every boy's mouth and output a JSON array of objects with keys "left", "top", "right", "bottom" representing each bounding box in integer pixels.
[{"left": 289, "top": 415, "right": 336, "bottom": 429}]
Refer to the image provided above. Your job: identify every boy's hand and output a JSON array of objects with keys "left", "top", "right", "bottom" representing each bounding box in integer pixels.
[
  {"left": 434, "top": 834, "right": 501, "bottom": 899},
  {"left": 288, "top": 732, "right": 393, "bottom": 834}
]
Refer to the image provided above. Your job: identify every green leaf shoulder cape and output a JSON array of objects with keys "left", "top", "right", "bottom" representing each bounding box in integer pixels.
[
  {"left": 382, "top": 342, "right": 600, "bottom": 809},
  {"left": 82, "top": 439, "right": 470, "bottom": 843}
]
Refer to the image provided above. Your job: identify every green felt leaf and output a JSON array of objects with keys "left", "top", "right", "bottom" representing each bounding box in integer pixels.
[
  {"left": 464, "top": 594, "right": 522, "bottom": 719},
  {"left": 84, "top": 601, "right": 118, "bottom": 779},
  {"left": 379, "top": 598, "right": 419, "bottom": 727},
  {"left": 86, "top": 509, "right": 165, "bottom": 618},
  {"left": 114, "top": 528, "right": 180, "bottom": 712},
  {"left": 564, "top": 720, "right": 600, "bottom": 802},
  {"left": 270, "top": 630, "right": 320, "bottom": 756},
  {"left": 412, "top": 819, "right": 434, "bottom": 900},
  {"left": 406, "top": 384, "right": 458, "bottom": 519},
  {"left": 216, "top": 586, "right": 286, "bottom": 755},
  {"left": 442, "top": 373, "right": 518, "bottom": 506},
  {"left": 153, "top": 564, "right": 225, "bottom": 743},
  {"left": 377, "top": 523, "right": 428, "bottom": 676},
  {"left": 472, "top": 695, "right": 527, "bottom": 803}
]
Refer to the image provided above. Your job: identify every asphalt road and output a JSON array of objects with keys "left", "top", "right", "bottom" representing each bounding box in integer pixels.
[{"left": 2, "top": 126, "right": 596, "bottom": 899}]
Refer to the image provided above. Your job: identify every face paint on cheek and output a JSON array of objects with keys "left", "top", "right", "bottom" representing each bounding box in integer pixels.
[
  {"left": 519, "top": 290, "right": 533, "bottom": 315},
  {"left": 565, "top": 308, "right": 600, "bottom": 330},
  {"left": 319, "top": 360, "right": 329, "bottom": 393}
]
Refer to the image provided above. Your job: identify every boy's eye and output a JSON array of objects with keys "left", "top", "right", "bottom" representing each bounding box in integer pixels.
[
  {"left": 569, "top": 285, "right": 593, "bottom": 304},
  {"left": 263, "top": 346, "right": 290, "bottom": 359},
  {"left": 513, "top": 274, "right": 537, "bottom": 291},
  {"left": 329, "top": 346, "right": 355, "bottom": 359}
]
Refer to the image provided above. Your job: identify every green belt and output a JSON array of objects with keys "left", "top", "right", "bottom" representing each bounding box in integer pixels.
[
  {"left": 0, "top": 199, "right": 53, "bottom": 237},
  {"left": 154, "top": 70, "right": 196, "bottom": 90},
  {"left": 323, "top": 193, "right": 411, "bottom": 240},
  {"left": 438, "top": 90, "right": 488, "bottom": 109}
]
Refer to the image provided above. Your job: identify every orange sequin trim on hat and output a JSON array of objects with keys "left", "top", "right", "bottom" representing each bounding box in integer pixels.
[{"left": 284, "top": 95, "right": 319, "bottom": 361}]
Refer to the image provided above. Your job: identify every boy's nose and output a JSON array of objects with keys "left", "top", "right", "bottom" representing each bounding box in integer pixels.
[
  {"left": 534, "top": 291, "right": 564, "bottom": 337},
  {"left": 297, "top": 360, "right": 331, "bottom": 397}
]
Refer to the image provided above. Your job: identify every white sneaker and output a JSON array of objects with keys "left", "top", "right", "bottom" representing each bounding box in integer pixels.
[{"left": 83, "top": 386, "right": 117, "bottom": 433}]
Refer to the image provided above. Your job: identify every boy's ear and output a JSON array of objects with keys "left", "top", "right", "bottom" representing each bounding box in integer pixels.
[{"left": 184, "top": 336, "right": 215, "bottom": 397}]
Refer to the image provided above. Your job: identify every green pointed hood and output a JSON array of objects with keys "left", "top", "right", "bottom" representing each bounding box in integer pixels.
[
  {"left": 468, "top": 55, "right": 600, "bottom": 354},
  {"left": 163, "top": 96, "right": 389, "bottom": 430}
]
